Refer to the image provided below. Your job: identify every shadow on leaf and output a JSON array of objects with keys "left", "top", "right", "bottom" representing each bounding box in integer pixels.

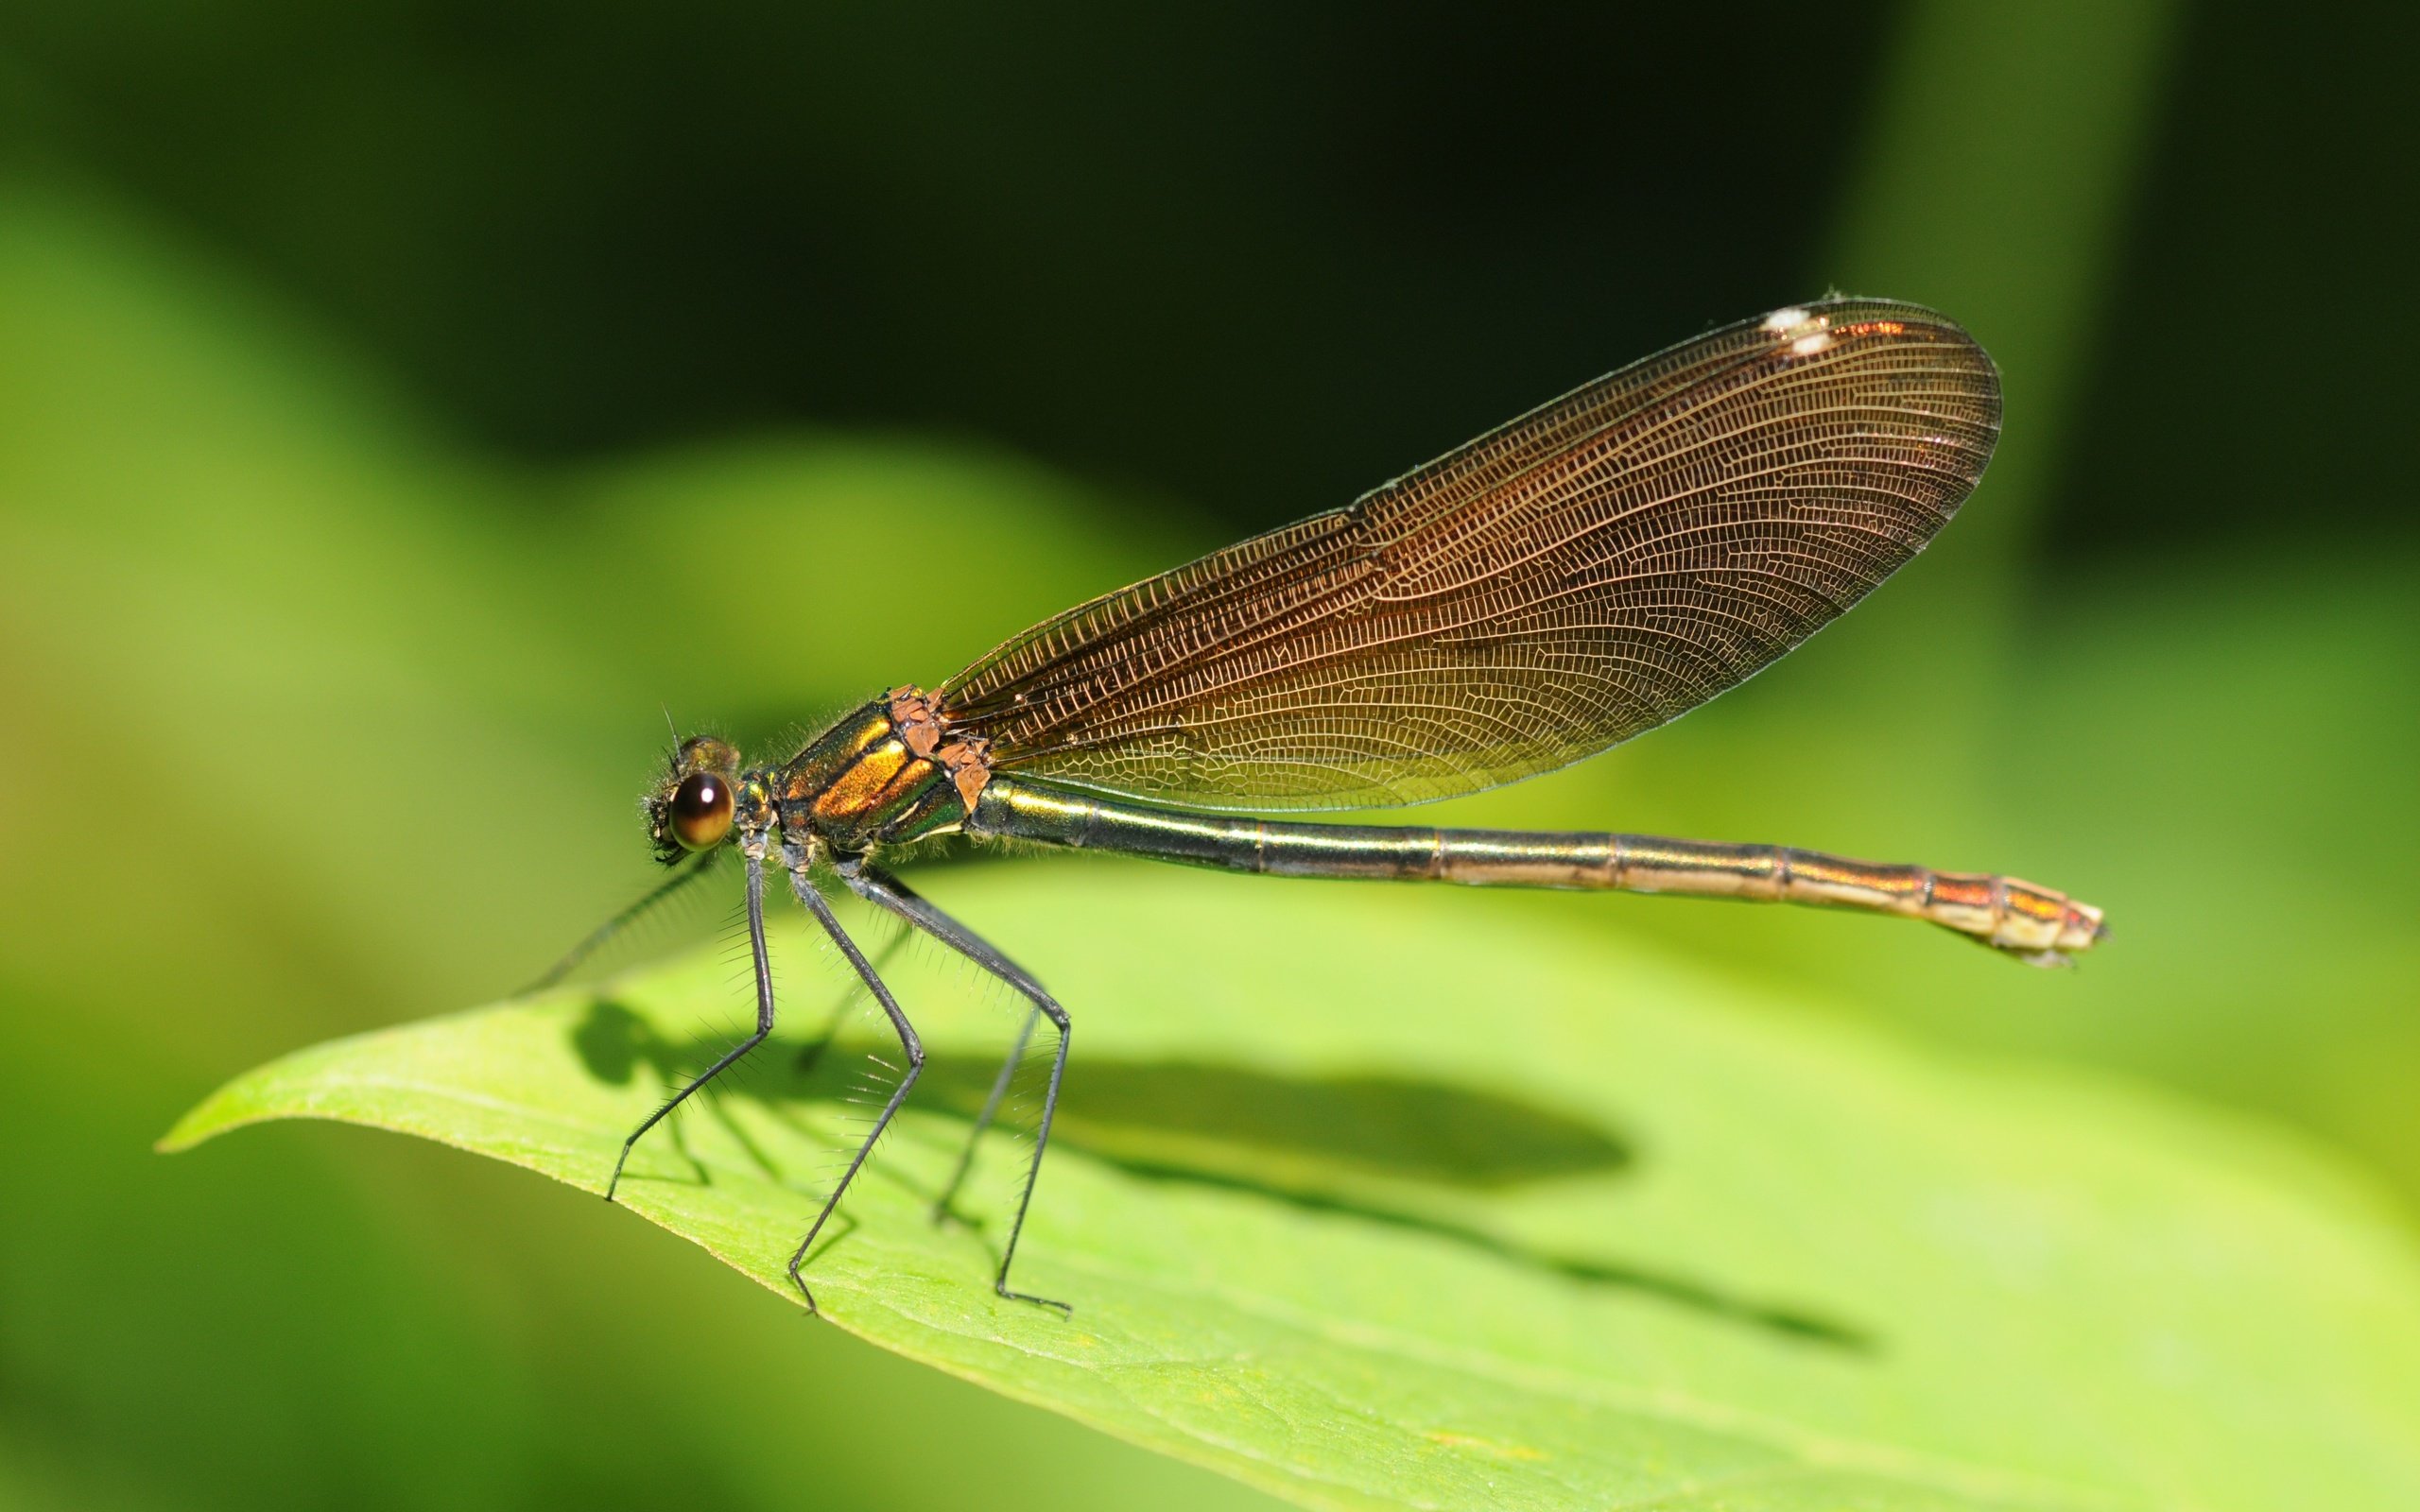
[{"left": 573, "top": 997, "right": 1870, "bottom": 1351}]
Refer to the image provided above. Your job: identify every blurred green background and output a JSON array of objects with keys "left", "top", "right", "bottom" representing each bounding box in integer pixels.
[{"left": 2, "top": 3, "right": 2413, "bottom": 1508}]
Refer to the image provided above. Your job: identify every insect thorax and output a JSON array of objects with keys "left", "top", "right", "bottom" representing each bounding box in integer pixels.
[{"left": 775, "top": 687, "right": 992, "bottom": 851}]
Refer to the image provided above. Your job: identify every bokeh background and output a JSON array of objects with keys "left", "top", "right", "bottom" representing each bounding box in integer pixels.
[{"left": 3, "top": 3, "right": 2413, "bottom": 1508}]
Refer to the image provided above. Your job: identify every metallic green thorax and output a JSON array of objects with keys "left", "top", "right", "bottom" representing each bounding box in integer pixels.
[{"left": 770, "top": 693, "right": 981, "bottom": 853}]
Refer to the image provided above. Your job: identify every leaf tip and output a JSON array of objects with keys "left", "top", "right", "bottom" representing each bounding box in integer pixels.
[
  {"left": 155, "top": 1081, "right": 267, "bottom": 1155},
  {"left": 154, "top": 1115, "right": 211, "bottom": 1156}
]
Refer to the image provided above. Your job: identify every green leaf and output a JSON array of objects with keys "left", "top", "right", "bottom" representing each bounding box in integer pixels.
[{"left": 164, "top": 859, "right": 2420, "bottom": 1512}]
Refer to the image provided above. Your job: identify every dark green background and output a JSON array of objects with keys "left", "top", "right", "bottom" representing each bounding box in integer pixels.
[{"left": 2, "top": 3, "right": 2412, "bottom": 1508}]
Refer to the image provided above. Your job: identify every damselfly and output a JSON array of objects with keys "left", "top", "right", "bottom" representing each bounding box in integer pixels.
[{"left": 553, "top": 300, "right": 2104, "bottom": 1314}]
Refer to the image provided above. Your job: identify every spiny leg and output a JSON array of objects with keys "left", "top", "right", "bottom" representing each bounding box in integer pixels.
[
  {"left": 794, "top": 916, "right": 915, "bottom": 1078},
  {"left": 838, "top": 859, "right": 1071, "bottom": 1314},
  {"left": 784, "top": 848, "right": 925, "bottom": 1314},
  {"left": 605, "top": 847, "right": 769, "bottom": 1202},
  {"left": 527, "top": 849, "right": 717, "bottom": 996},
  {"left": 931, "top": 1005, "right": 1040, "bottom": 1225}
]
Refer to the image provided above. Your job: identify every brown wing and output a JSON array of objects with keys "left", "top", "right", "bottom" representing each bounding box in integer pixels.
[{"left": 940, "top": 299, "right": 2000, "bottom": 811}]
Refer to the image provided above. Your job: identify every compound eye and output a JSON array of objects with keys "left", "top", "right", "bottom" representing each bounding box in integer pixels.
[{"left": 669, "top": 770, "right": 734, "bottom": 850}]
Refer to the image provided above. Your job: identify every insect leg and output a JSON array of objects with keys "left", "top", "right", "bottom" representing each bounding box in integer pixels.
[
  {"left": 793, "top": 916, "right": 916, "bottom": 1077},
  {"left": 930, "top": 1005, "right": 1039, "bottom": 1225},
  {"left": 604, "top": 846, "right": 769, "bottom": 1202},
  {"left": 526, "top": 849, "right": 717, "bottom": 995},
  {"left": 783, "top": 851, "right": 925, "bottom": 1314},
  {"left": 838, "top": 859, "right": 1070, "bottom": 1314}
]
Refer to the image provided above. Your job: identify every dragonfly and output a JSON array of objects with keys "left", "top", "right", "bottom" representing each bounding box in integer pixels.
[{"left": 558, "top": 299, "right": 2105, "bottom": 1314}]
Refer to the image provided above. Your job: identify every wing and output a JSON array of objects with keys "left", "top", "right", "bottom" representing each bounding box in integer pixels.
[{"left": 940, "top": 299, "right": 2000, "bottom": 811}]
